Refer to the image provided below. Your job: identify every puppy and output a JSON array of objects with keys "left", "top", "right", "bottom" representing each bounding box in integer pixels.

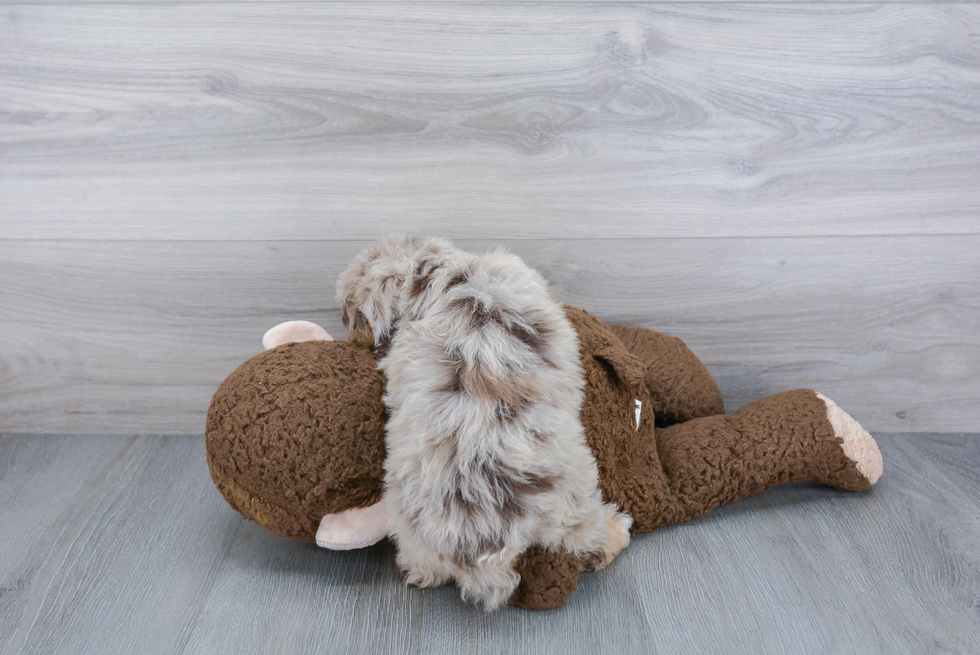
[{"left": 336, "top": 235, "right": 631, "bottom": 609}]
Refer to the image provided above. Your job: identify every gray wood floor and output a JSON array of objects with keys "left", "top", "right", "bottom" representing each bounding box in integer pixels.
[{"left": 1, "top": 433, "right": 977, "bottom": 655}]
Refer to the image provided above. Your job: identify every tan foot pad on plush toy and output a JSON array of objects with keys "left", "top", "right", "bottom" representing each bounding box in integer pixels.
[{"left": 817, "top": 393, "right": 883, "bottom": 485}]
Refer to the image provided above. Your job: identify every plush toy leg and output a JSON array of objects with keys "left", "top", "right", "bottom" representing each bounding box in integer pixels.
[
  {"left": 607, "top": 324, "right": 725, "bottom": 425},
  {"left": 509, "top": 547, "right": 581, "bottom": 611},
  {"left": 642, "top": 389, "right": 882, "bottom": 531}
]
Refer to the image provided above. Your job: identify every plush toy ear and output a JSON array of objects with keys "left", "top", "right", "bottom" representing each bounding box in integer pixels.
[
  {"left": 592, "top": 335, "right": 647, "bottom": 393},
  {"left": 262, "top": 320, "right": 333, "bottom": 350},
  {"left": 315, "top": 499, "right": 388, "bottom": 550}
]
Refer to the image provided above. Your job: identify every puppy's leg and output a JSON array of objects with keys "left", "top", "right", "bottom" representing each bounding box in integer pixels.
[
  {"left": 394, "top": 528, "right": 453, "bottom": 589},
  {"left": 592, "top": 504, "right": 632, "bottom": 569},
  {"left": 561, "top": 497, "right": 632, "bottom": 571},
  {"left": 454, "top": 546, "right": 523, "bottom": 611},
  {"left": 541, "top": 433, "right": 632, "bottom": 571}
]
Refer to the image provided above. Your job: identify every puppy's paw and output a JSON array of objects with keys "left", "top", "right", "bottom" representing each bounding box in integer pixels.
[
  {"left": 600, "top": 510, "right": 633, "bottom": 568},
  {"left": 456, "top": 548, "right": 523, "bottom": 611},
  {"left": 396, "top": 549, "right": 452, "bottom": 589},
  {"left": 398, "top": 565, "right": 450, "bottom": 589},
  {"left": 580, "top": 509, "right": 632, "bottom": 571}
]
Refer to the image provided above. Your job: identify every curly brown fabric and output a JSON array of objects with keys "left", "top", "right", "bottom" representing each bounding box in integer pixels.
[
  {"left": 206, "top": 340, "right": 387, "bottom": 542},
  {"left": 509, "top": 547, "right": 580, "bottom": 611},
  {"left": 607, "top": 323, "right": 726, "bottom": 425}
]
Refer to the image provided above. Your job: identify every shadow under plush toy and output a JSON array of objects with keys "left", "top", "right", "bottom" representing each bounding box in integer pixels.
[{"left": 206, "top": 308, "right": 882, "bottom": 611}]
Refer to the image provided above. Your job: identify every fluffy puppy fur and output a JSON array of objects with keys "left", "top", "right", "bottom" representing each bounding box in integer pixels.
[{"left": 336, "top": 235, "right": 631, "bottom": 610}]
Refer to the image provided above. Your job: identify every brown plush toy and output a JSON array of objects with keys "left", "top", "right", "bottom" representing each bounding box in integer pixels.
[{"left": 206, "top": 308, "right": 882, "bottom": 611}]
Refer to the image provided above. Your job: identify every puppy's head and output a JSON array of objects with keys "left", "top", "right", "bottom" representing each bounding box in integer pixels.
[{"left": 336, "top": 234, "right": 453, "bottom": 352}]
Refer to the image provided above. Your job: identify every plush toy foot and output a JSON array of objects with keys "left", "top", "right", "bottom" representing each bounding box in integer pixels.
[{"left": 816, "top": 393, "right": 883, "bottom": 486}]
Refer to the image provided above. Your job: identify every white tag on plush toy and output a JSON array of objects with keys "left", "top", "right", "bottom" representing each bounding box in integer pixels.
[{"left": 635, "top": 399, "right": 642, "bottom": 430}]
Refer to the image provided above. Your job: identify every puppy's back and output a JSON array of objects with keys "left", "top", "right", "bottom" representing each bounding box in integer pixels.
[{"left": 382, "top": 248, "right": 592, "bottom": 592}]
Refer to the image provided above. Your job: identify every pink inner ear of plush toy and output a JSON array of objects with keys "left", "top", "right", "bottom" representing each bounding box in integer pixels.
[
  {"left": 316, "top": 499, "right": 388, "bottom": 550},
  {"left": 262, "top": 320, "right": 333, "bottom": 350}
]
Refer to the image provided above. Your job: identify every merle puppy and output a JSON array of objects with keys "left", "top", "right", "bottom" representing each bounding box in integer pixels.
[{"left": 337, "top": 235, "right": 631, "bottom": 609}]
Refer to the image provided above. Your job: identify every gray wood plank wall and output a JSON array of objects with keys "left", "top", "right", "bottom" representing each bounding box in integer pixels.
[{"left": 1, "top": 4, "right": 978, "bottom": 434}]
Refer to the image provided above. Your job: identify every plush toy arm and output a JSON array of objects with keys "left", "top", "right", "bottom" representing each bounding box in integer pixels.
[
  {"left": 508, "top": 547, "right": 581, "bottom": 611},
  {"left": 607, "top": 324, "right": 725, "bottom": 425}
]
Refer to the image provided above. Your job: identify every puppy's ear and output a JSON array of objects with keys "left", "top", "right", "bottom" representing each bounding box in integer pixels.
[
  {"left": 338, "top": 273, "right": 402, "bottom": 352},
  {"left": 358, "top": 288, "right": 400, "bottom": 355},
  {"left": 340, "top": 297, "right": 375, "bottom": 349},
  {"left": 338, "top": 234, "right": 424, "bottom": 352}
]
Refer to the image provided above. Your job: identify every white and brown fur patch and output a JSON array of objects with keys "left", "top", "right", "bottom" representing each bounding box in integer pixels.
[{"left": 336, "top": 235, "right": 631, "bottom": 610}]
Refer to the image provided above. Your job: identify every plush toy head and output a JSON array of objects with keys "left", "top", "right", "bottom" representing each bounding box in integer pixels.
[{"left": 205, "top": 331, "right": 390, "bottom": 549}]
